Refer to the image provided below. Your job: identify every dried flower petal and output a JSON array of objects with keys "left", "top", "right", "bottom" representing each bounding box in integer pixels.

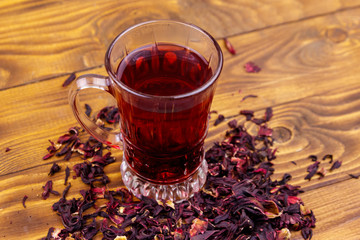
[
  {"left": 317, "top": 167, "right": 327, "bottom": 179},
  {"left": 227, "top": 119, "right": 237, "bottom": 128},
  {"left": 85, "top": 104, "right": 92, "bottom": 117},
  {"left": 330, "top": 160, "right": 342, "bottom": 171},
  {"left": 224, "top": 38, "right": 236, "bottom": 55},
  {"left": 241, "top": 94, "right": 258, "bottom": 102},
  {"left": 41, "top": 227, "right": 54, "bottom": 240},
  {"left": 48, "top": 163, "right": 61, "bottom": 176},
  {"left": 42, "top": 180, "right": 58, "bottom": 200},
  {"left": 64, "top": 166, "right": 70, "bottom": 185},
  {"left": 276, "top": 228, "right": 291, "bottom": 240},
  {"left": 265, "top": 107, "right": 273, "bottom": 122},
  {"left": 308, "top": 155, "right": 317, "bottom": 162},
  {"left": 244, "top": 61, "right": 261, "bottom": 73},
  {"left": 305, "top": 161, "right": 320, "bottom": 180},
  {"left": 240, "top": 110, "right": 254, "bottom": 121},
  {"left": 62, "top": 73, "right": 76, "bottom": 87},
  {"left": 349, "top": 173, "right": 360, "bottom": 179},
  {"left": 190, "top": 218, "right": 208, "bottom": 237},
  {"left": 214, "top": 114, "right": 225, "bottom": 126},
  {"left": 301, "top": 227, "right": 313, "bottom": 240},
  {"left": 263, "top": 200, "right": 282, "bottom": 218},
  {"left": 5, "top": 147, "right": 11, "bottom": 152},
  {"left": 322, "top": 154, "right": 333, "bottom": 163},
  {"left": 22, "top": 195, "right": 28, "bottom": 208}
]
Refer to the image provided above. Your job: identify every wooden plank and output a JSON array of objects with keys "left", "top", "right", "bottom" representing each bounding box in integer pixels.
[
  {"left": 0, "top": 0, "right": 359, "bottom": 89},
  {"left": 2, "top": 7, "right": 360, "bottom": 175}
]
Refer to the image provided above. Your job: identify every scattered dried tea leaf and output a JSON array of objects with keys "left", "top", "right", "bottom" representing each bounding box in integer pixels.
[
  {"left": 85, "top": 104, "right": 92, "bottom": 117},
  {"left": 240, "top": 110, "right": 254, "bottom": 121},
  {"left": 348, "top": 173, "right": 360, "bottom": 179},
  {"left": 322, "top": 154, "right": 333, "bottom": 163},
  {"left": 305, "top": 161, "right": 320, "bottom": 180},
  {"left": 224, "top": 38, "right": 236, "bottom": 55},
  {"left": 301, "top": 227, "right": 313, "bottom": 240},
  {"left": 244, "top": 61, "right": 261, "bottom": 73},
  {"left": 276, "top": 228, "right": 291, "bottom": 240},
  {"left": 41, "top": 180, "right": 59, "bottom": 200},
  {"left": 227, "top": 119, "right": 237, "bottom": 128},
  {"left": 190, "top": 218, "right": 208, "bottom": 237},
  {"left": 62, "top": 73, "right": 76, "bottom": 87},
  {"left": 64, "top": 166, "right": 70, "bottom": 185},
  {"left": 41, "top": 227, "right": 54, "bottom": 240},
  {"left": 330, "top": 160, "right": 342, "bottom": 171},
  {"left": 48, "top": 163, "right": 61, "bottom": 176},
  {"left": 214, "top": 114, "right": 225, "bottom": 126},
  {"left": 308, "top": 155, "right": 317, "bottom": 162},
  {"left": 241, "top": 94, "right": 258, "bottom": 102},
  {"left": 317, "top": 167, "right": 327, "bottom": 179},
  {"left": 265, "top": 107, "right": 273, "bottom": 121},
  {"left": 22, "top": 195, "right": 28, "bottom": 208}
]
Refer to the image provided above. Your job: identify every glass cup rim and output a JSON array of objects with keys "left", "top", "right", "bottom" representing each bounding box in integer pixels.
[{"left": 104, "top": 20, "right": 223, "bottom": 100}]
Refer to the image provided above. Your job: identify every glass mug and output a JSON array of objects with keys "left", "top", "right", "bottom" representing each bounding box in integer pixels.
[{"left": 69, "top": 20, "right": 223, "bottom": 201}]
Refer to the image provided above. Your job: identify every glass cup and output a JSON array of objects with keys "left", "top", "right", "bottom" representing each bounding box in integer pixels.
[{"left": 69, "top": 20, "right": 223, "bottom": 201}]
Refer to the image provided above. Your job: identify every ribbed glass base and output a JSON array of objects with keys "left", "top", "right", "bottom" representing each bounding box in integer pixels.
[{"left": 120, "top": 157, "right": 208, "bottom": 202}]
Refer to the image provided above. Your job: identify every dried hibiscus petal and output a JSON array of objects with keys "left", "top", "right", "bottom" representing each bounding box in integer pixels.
[
  {"left": 22, "top": 195, "right": 28, "bottom": 208},
  {"left": 305, "top": 161, "right": 320, "bottom": 180},
  {"left": 244, "top": 61, "right": 261, "bottom": 73},
  {"left": 62, "top": 73, "right": 76, "bottom": 87},
  {"left": 214, "top": 114, "right": 225, "bottom": 126},
  {"left": 330, "top": 160, "right": 342, "bottom": 171},
  {"left": 85, "top": 104, "right": 92, "bottom": 117},
  {"left": 308, "top": 155, "right": 317, "bottom": 162},
  {"left": 323, "top": 154, "right": 333, "bottom": 163},
  {"left": 5, "top": 147, "right": 11, "bottom": 152},
  {"left": 241, "top": 94, "right": 258, "bottom": 102},
  {"left": 265, "top": 107, "right": 273, "bottom": 122},
  {"left": 48, "top": 163, "right": 61, "bottom": 176},
  {"left": 224, "top": 38, "right": 236, "bottom": 55},
  {"left": 349, "top": 173, "right": 360, "bottom": 179},
  {"left": 64, "top": 166, "right": 70, "bottom": 185},
  {"left": 190, "top": 218, "right": 208, "bottom": 237},
  {"left": 42, "top": 180, "right": 59, "bottom": 200},
  {"left": 227, "top": 119, "right": 237, "bottom": 128}
]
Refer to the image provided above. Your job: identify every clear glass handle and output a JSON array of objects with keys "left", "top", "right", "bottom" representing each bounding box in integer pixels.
[{"left": 68, "top": 74, "right": 122, "bottom": 149}]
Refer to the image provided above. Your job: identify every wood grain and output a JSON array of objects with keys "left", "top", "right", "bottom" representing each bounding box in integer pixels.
[
  {"left": 1, "top": 2, "right": 360, "bottom": 239},
  {"left": 2, "top": 7, "right": 360, "bottom": 176},
  {"left": 0, "top": 0, "right": 359, "bottom": 89},
  {"left": 1, "top": 77, "right": 360, "bottom": 238}
]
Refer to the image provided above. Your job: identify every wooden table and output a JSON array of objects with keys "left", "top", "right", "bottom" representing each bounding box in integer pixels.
[{"left": 1, "top": 0, "right": 360, "bottom": 239}]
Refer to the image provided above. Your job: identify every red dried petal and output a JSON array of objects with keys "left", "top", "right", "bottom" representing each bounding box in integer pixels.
[
  {"left": 190, "top": 218, "right": 208, "bottom": 237},
  {"left": 214, "top": 114, "right": 225, "bottom": 126},
  {"left": 5, "top": 147, "right": 11, "bottom": 152},
  {"left": 241, "top": 94, "right": 258, "bottom": 102},
  {"left": 330, "top": 160, "right": 342, "bottom": 171},
  {"left": 62, "top": 73, "right": 76, "bottom": 87},
  {"left": 224, "top": 38, "right": 236, "bottom": 55},
  {"left": 22, "top": 195, "right": 28, "bottom": 208},
  {"left": 244, "top": 61, "right": 261, "bottom": 73},
  {"left": 258, "top": 125, "right": 273, "bottom": 136}
]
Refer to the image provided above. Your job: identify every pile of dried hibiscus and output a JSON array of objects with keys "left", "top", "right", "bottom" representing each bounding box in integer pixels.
[{"left": 42, "top": 106, "right": 315, "bottom": 240}]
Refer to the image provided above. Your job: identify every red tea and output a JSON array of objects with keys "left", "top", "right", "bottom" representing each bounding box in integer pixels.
[{"left": 114, "top": 43, "right": 214, "bottom": 184}]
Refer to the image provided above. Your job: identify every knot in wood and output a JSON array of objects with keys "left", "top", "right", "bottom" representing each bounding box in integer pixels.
[
  {"left": 325, "top": 27, "right": 348, "bottom": 43},
  {"left": 272, "top": 126, "right": 292, "bottom": 143}
]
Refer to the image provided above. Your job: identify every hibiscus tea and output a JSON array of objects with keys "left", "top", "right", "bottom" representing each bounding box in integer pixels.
[{"left": 114, "top": 43, "right": 214, "bottom": 184}]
